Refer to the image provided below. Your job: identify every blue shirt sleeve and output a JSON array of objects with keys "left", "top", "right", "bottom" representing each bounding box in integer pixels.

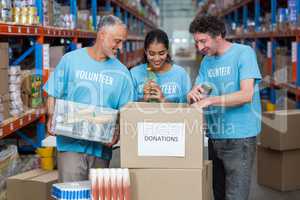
[
  {"left": 43, "top": 55, "right": 69, "bottom": 98},
  {"left": 238, "top": 47, "right": 262, "bottom": 82},
  {"left": 117, "top": 72, "right": 134, "bottom": 109},
  {"left": 180, "top": 71, "right": 192, "bottom": 103},
  {"left": 195, "top": 62, "right": 206, "bottom": 86},
  {"left": 130, "top": 70, "right": 139, "bottom": 102}
]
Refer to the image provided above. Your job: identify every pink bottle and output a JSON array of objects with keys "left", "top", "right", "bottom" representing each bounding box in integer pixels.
[
  {"left": 110, "top": 169, "right": 118, "bottom": 200},
  {"left": 123, "top": 169, "right": 131, "bottom": 200},
  {"left": 97, "top": 169, "right": 105, "bottom": 200},
  {"left": 103, "top": 169, "right": 111, "bottom": 200},
  {"left": 90, "top": 168, "right": 99, "bottom": 200},
  {"left": 116, "top": 169, "right": 124, "bottom": 200}
]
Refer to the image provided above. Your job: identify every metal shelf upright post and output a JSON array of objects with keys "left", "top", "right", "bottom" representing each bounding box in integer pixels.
[
  {"left": 297, "top": 0, "right": 300, "bottom": 108},
  {"left": 70, "top": 0, "right": 78, "bottom": 51},
  {"left": 243, "top": 5, "right": 248, "bottom": 33},
  {"left": 91, "top": 0, "right": 97, "bottom": 31}
]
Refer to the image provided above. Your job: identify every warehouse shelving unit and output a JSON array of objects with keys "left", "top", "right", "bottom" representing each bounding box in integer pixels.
[
  {"left": 0, "top": 0, "right": 158, "bottom": 149},
  {"left": 197, "top": 0, "right": 300, "bottom": 109}
]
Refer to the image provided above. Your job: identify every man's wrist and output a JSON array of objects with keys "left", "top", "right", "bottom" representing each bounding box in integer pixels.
[{"left": 209, "top": 96, "right": 221, "bottom": 106}]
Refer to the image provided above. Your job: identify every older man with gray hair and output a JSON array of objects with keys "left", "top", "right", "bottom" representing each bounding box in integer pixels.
[{"left": 43, "top": 15, "right": 134, "bottom": 182}]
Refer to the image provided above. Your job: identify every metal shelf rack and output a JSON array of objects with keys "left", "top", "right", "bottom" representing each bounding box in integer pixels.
[{"left": 0, "top": 0, "right": 158, "bottom": 148}]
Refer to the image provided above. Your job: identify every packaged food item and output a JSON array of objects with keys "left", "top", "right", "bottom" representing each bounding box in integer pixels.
[
  {"left": 52, "top": 181, "right": 91, "bottom": 200},
  {"left": 145, "top": 65, "right": 159, "bottom": 103},
  {"left": 53, "top": 99, "right": 119, "bottom": 144}
]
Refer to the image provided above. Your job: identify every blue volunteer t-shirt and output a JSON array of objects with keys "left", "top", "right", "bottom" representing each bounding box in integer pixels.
[
  {"left": 195, "top": 43, "right": 262, "bottom": 139},
  {"left": 43, "top": 48, "right": 134, "bottom": 160},
  {"left": 130, "top": 64, "right": 191, "bottom": 103}
]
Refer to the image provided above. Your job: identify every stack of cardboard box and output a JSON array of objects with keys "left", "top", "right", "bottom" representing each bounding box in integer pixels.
[
  {"left": 258, "top": 109, "right": 300, "bottom": 191},
  {"left": 120, "top": 102, "right": 213, "bottom": 200},
  {"left": 0, "top": 43, "right": 10, "bottom": 122},
  {"left": 49, "top": 46, "right": 65, "bottom": 71}
]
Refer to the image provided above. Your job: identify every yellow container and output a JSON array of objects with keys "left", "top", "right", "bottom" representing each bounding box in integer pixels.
[
  {"left": 36, "top": 147, "right": 54, "bottom": 157},
  {"left": 40, "top": 157, "right": 54, "bottom": 170},
  {"left": 36, "top": 147, "right": 55, "bottom": 170},
  {"left": 266, "top": 102, "right": 276, "bottom": 112}
]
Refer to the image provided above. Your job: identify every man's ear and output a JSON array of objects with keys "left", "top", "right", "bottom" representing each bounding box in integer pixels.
[{"left": 97, "top": 29, "right": 105, "bottom": 40}]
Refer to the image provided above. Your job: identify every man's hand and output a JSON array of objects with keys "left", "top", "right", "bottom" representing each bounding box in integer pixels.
[
  {"left": 187, "top": 85, "right": 206, "bottom": 104},
  {"left": 46, "top": 97, "right": 56, "bottom": 136},
  {"left": 143, "top": 81, "right": 165, "bottom": 102},
  {"left": 105, "top": 127, "right": 120, "bottom": 148},
  {"left": 46, "top": 115, "right": 55, "bottom": 136}
]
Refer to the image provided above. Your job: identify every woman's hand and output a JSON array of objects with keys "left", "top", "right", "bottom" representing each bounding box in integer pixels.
[{"left": 143, "top": 81, "right": 166, "bottom": 102}]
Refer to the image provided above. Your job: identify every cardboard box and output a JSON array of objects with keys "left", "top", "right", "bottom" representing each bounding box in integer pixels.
[
  {"left": 130, "top": 161, "right": 212, "bottom": 200},
  {"left": 0, "top": 43, "right": 9, "bottom": 69},
  {"left": 0, "top": 69, "right": 8, "bottom": 96},
  {"left": 261, "top": 110, "right": 300, "bottom": 150},
  {"left": 7, "top": 169, "right": 58, "bottom": 200},
  {"left": 121, "top": 102, "right": 203, "bottom": 169},
  {"left": 257, "top": 145, "right": 300, "bottom": 191},
  {"left": 50, "top": 46, "right": 65, "bottom": 69},
  {"left": 202, "top": 160, "right": 213, "bottom": 200}
]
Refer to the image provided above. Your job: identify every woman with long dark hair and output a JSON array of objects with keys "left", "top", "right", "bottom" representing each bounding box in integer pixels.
[{"left": 130, "top": 29, "right": 191, "bottom": 103}]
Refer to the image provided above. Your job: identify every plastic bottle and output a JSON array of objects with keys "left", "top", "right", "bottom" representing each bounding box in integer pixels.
[{"left": 146, "top": 65, "right": 160, "bottom": 103}]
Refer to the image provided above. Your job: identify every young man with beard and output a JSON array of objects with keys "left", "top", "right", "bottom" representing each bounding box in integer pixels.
[{"left": 188, "top": 15, "right": 262, "bottom": 200}]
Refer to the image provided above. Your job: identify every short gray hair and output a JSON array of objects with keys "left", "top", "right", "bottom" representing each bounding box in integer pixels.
[{"left": 97, "top": 15, "right": 126, "bottom": 31}]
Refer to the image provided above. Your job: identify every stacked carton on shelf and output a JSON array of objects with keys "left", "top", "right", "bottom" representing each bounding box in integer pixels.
[{"left": 0, "top": 43, "right": 11, "bottom": 122}]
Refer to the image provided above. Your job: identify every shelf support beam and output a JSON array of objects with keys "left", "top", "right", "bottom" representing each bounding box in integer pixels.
[
  {"left": 297, "top": 41, "right": 300, "bottom": 87},
  {"left": 271, "top": 0, "right": 277, "bottom": 30},
  {"left": 270, "top": 39, "right": 277, "bottom": 105},
  {"left": 11, "top": 45, "right": 35, "bottom": 66},
  {"left": 234, "top": 10, "right": 239, "bottom": 27},
  {"left": 116, "top": 6, "right": 121, "bottom": 18},
  {"left": 36, "top": 0, "right": 43, "bottom": 24},
  {"left": 243, "top": 5, "right": 248, "bottom": 32},
  {"left": 91, "top": 0, "right": 97, "bottom": 31},
  {"left": 16, "top": 131, "right": 40, "bottom": 148},
  {"left": 70, "top": 0, "right": 78, "bottom": 28},
  {"left": 105, "top": 0, "right": 112, "bottom": 12},
  {"left": 297, "top": 0, "right": 300, "bottom": 27},
  {"left": 255, "top": 0, "right": 261, "bottom": 32},
  {"left": 124, "top": 11, "right": 129, "bottom": 25}
]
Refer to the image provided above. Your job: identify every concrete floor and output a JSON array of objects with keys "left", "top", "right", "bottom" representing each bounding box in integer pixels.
[{"left": 113, "top": 57, "right": 300, "bottom": 200}]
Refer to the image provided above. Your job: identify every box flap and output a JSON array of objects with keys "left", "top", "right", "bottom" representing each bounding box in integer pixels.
[
  {"left": 8, "top": 169, "right": 49, "bottom": 180},
  {"left": 121, "top": 102, "right": 203, "bottom": 114},
  {"left": 30, "top": 171, "right": 58, "bottom": 183}
]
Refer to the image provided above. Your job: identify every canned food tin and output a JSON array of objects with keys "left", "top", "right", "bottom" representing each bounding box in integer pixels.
[
  {"left": 21, "top": 14, "right": 27, "bottom": 24},
  {"left": 27, "top": 6, "right": 36, "bottom": 15},
  {"left": 26, "top": 0, "right": 35, "bottom": 6},
  {"left": 27, "top": 14, "right": 33, "bottom": 24},
  {"left": 0, "top": 0, "right": 11, "bottom": 9},
  {"left": 13, "top": 0, "right": 26, "bottom": 7},
  {"left": 13, "top": 14, "right": 20, "bottom": 23},
  {"left": 0, "top": 8, "right": 10, "bottom": 22}
]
